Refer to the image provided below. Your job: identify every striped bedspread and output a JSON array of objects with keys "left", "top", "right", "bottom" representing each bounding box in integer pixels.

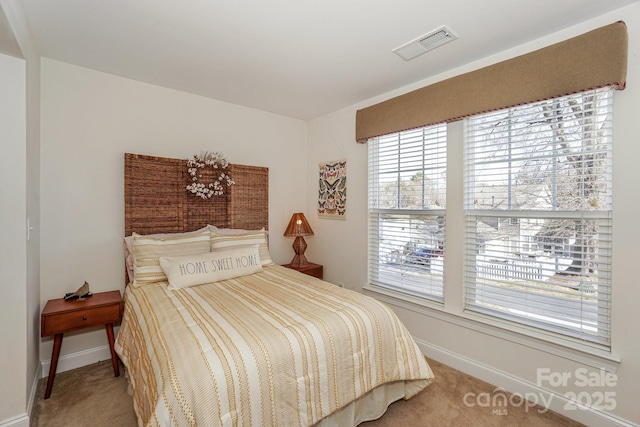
[{"left": 115, "top": 265, "right": 433, "bottom": 426}]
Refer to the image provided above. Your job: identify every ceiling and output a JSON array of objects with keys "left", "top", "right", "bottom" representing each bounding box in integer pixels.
[
  {"left": 13, "top": 0, "right": 640, "bottom": 120},
  {"left": 0, "top": 5, "right": 22, "bottom": 58}
]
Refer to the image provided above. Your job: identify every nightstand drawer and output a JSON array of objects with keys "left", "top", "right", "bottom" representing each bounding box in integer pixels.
[
  {"left": 282, "top": 262, "right": 323, "bottom": 280},
  {"left": 42, "top": 305, "right": 121, "bottom": 336},
  {"left": 301, "top": 265, "right": 323, "bottom": 279}
]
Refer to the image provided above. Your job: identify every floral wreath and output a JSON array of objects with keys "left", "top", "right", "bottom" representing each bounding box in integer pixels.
[{"left": 186, "top": 151, "right": 235, "bottom": 199}]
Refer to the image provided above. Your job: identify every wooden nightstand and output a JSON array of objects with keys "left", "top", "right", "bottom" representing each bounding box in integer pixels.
[
  {"left": 283, "top": 262, "right": 323, "bottom": 279},
  {"left": 41, "top": 290, "right": 123, "bottom": 399}
]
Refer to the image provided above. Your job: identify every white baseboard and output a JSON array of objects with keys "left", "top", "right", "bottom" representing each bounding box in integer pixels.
[
  {"left": 0, "top": 415, "right": 29, "bottom": 427},
  {"left": 27, "top": 361, "right": 42, "bottom": 420},
  {"left": 0, "top": 365, "right": 41, "bottom": 427},
  {"left": 417, "top": 338, "right": 638, "bottom": 427},
  {"left": 40, "top": 344, "right": 112, "bottom": 379}
]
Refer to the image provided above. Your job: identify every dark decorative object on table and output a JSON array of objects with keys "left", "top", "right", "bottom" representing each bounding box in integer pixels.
[{"left": 63, "top": 281, "right": 93, "bottom": 300}]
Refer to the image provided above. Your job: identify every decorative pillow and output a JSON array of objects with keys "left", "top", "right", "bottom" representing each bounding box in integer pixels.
[
  {"left": 209, "top": 225, "right": 260, "bottom": 235},
  {"left": 210, "top": 227, "right": 274, "bottom": 266},
  {"left": 132, "top": 229, "right": 211, "bottom": 287},
  {"left": 124, "top": 226, "right": 210, "bottom": 283},
  {"left": 124, "top": 240, "right": 134, "bottom": 283},
  {"left": 159, "top": 245, "right": 263, "bottom": 290}
]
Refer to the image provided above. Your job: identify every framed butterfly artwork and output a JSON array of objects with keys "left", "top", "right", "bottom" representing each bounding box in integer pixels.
[{"left": 318, "top": 160, "right": 346, "bottom": 219}]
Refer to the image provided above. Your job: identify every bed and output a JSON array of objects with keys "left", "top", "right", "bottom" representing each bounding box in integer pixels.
[{"left": 115, "top": 153, "right": 434, "bottom": 426}]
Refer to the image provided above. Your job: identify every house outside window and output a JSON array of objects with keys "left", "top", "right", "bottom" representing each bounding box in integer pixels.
[
  {"left": 463, "top": 88, "right": 613, "bottom": 348},
  {"left": 368, "top": 124, "right": 447, "bottom": 302}
]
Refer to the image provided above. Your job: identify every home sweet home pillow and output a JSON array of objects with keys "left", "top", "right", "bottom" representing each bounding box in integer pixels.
[{"left": 159, "top": 245, "right": 263, "bottom": 290}]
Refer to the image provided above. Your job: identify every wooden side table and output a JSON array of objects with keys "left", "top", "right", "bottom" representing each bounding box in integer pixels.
[
  {"left": 283, "top": 262, "right": 323, "bottom": 279},
  {"left": 41, "top": 290, "right": 123, "bottom": 399}
]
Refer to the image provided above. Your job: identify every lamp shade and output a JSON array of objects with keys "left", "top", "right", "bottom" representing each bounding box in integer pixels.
[{"left": 283, "top": 213, "right": 314, "bottom": 237}]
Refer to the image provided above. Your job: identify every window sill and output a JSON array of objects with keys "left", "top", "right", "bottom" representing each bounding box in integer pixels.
[{"left": 363, "top": 284, "right": 621, "bottom": 372}]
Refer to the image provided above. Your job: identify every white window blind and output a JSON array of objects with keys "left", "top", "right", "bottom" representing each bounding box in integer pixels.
[
  {"left": 463, "top": 88, "right": 613, "bottom": 348},
  {"left": 368, "top": 124, "right": 447, "bottom": 301}
]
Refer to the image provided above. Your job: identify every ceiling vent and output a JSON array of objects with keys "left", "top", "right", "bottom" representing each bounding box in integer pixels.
[{"left": 393, "top": 26, "right": 457, "bottom": 61}]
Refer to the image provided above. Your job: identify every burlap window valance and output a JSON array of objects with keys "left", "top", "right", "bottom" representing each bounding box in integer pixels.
[{"left": 355, "top": 21, "right": 628, "bottom": 143}]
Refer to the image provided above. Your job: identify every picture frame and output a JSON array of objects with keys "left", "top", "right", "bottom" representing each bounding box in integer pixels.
[{"left": 318, "top": 160, "right": 346, "bottom": 219}]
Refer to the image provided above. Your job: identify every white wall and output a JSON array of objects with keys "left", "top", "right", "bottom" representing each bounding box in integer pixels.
[
  {"left": 39, "top": 58, "right": 308, "bottom": 369},
  {"left": 308, "top": 4, "right": 640, "bottom": 426},
  {"left": 0, "top": 51, "right": 28, "bottom": 426},
  {"left": 0, "top": 0, "right": 40, "bottom": 425},
  {"left": 19, "top": 6, "right": 41, "bottom": 422}
]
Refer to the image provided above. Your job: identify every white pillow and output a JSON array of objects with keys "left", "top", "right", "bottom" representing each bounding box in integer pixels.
[
  {"left": 124, "top": 226, "right": 210, "bottom": 282},
  {"left": 210, "top": 227, "right": 274, "bottom": 266},
  {"left": 209, "top": 225, "right": 256, "bottom": 235},
  {"left": 132, "top": 229, "right": 211, "bottom": 287},
  {"left": 159, "top": 245, "right": 263, "bottom": 290}
]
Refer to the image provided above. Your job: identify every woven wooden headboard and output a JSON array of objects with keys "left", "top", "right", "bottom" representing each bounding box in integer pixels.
[{"left": 124, "top": 153, "right": 269, "bottom": 237}]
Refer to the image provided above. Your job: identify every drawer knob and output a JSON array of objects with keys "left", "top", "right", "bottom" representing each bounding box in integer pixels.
[{"left": 83, "top": 316, "right": 87, "bottom": 320}]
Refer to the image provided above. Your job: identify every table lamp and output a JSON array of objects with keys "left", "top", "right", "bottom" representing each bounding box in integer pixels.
[{"left": 284, "top": 212, "right": 314, "bottom": 268}]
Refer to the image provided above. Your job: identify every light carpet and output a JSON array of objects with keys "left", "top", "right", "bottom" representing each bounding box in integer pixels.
[{"left": 32, "top": 358, "right": 584, "bottom": 426}]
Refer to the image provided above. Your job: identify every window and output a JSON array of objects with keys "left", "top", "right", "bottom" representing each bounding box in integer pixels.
[
  {"left": 463, "top": 88, "right": 613, "bottom": 348},
  {"left": 368, "top": 124, "right": 447, "bottom": 301}
]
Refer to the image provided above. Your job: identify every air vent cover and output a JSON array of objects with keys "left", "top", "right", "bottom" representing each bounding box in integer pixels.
[{"left": 393, "top": 26, "right": 457, "bottom": 61}]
